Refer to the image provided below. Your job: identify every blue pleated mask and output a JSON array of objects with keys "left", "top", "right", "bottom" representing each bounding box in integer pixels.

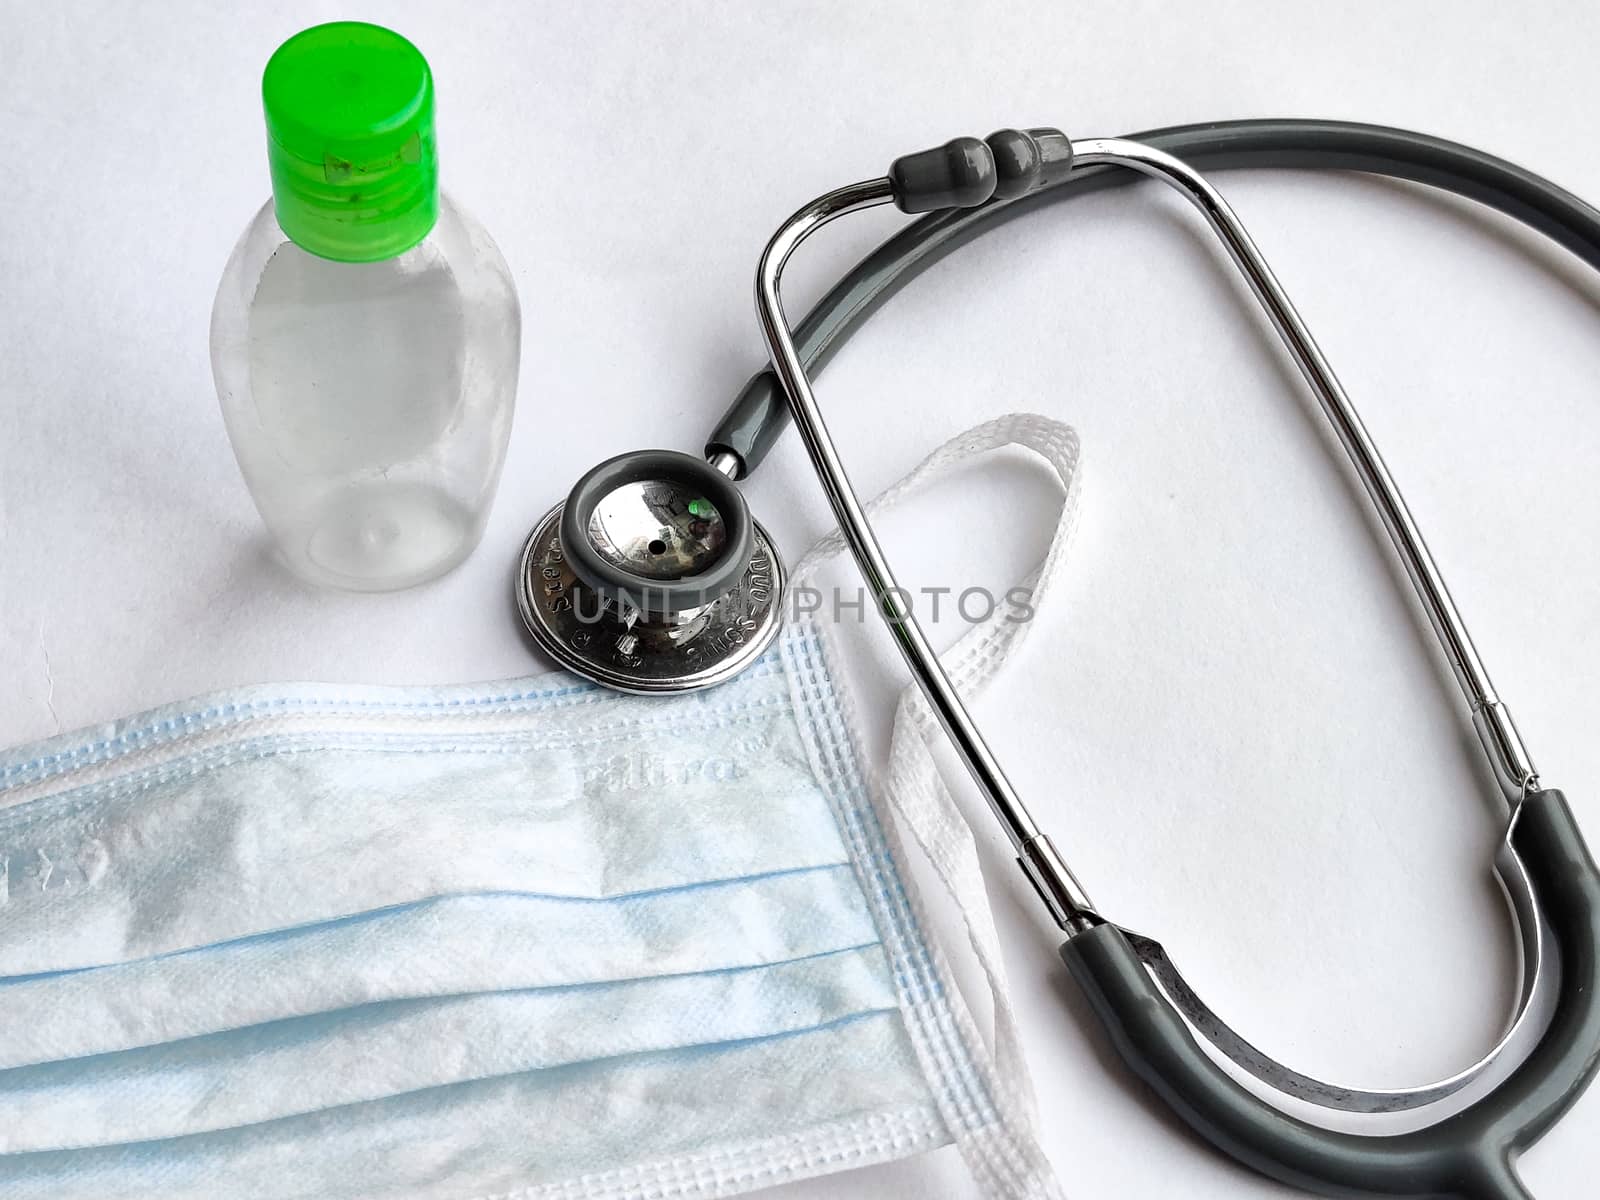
[{"left": 0, "top": 414, "right": 1079, "bottom": 1200}]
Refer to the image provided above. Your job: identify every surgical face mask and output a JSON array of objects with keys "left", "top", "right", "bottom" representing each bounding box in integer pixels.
[{"left": 0, "top": 414, "right": 1078, "bottom": 1200}]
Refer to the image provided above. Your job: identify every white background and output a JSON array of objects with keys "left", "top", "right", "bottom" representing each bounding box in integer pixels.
[{"left": 3, "top": 2, "right": 1600, "bottom": 1197}]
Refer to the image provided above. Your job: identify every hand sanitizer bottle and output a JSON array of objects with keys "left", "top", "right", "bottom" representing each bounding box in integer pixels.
[{"left": 211, "top": 22, "right": 520, "bottom": 591}]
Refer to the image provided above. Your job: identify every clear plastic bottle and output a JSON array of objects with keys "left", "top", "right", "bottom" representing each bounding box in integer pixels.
[{"left": 211, "top": 22, "right": 519, "bottom": 591}]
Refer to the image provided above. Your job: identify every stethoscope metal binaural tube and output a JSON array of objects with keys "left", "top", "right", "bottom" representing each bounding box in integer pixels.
[
  {"left": 752, "top": 128, "right": 1600, "bottom": 1199},
  {"left": 754, "top": 171, "right": 1096, "bottom": 929},
  {"left": 756, "top": 130, "right": 1544, "bottom": 925},
  {"left": 759, "top": 136, "right": 1537, "bottom": 811},
  {"left": 1075, "top": 140, "right": 1538, "bottom": 801}
]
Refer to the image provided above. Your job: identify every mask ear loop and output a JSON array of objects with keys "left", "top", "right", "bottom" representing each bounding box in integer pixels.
[{"left": 787, "top": 412, "right": 1083, "bottom": 1194}]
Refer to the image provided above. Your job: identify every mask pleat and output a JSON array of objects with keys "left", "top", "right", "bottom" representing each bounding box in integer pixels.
[
  {"left": 0, "top": 944, "right": 901, "bottom": 1154},
  {"left": 0, "top": 1013, "right": 944, "bottom": 1200},
  {"left": 0, "top": 865, "right": 876, "bottom": 1070},
  {"left": 0, "top": 700, "right": 845, "bottom": 978}
]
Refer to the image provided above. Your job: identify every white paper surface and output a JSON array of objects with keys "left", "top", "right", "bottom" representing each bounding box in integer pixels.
[{"left": 2, "top": 1, "right": 1599, "bottom": 1196}]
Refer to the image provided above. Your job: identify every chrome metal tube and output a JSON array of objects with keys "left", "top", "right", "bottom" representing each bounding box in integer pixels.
[
  {"left": 754, "top": 137, "right": 1539, "bottom": 940},
  {"left": 753, "top": 177, "right": 1098, "bottom": 927},
  {"left": 1069, "top": 137, "right": 1535, "bottom": 802}
]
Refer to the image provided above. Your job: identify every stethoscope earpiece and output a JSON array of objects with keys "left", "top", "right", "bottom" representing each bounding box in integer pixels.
[
  {"left": 517, "top": 448, "right": 783, "bottom": 694},
  {"left": 887, "top": 126, "right": 1074, "bottom": 213}
]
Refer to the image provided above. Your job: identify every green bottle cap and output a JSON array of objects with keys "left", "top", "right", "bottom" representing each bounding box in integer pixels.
[{"left": 262, "top": 22, "right": 438, "bottom": 263}]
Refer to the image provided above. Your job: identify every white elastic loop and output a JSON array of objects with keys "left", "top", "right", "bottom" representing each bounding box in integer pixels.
[{"left": 793, "top": 412, "right": 1082, "bottom": 1191}]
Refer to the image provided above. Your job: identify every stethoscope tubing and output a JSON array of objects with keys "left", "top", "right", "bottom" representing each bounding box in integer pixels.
[
  {"left": 712, "top": 119, "right": 1600, "bottom": 478},
  {"left": 740, "top": 119, "right": 1600, "bottom": 1198}
]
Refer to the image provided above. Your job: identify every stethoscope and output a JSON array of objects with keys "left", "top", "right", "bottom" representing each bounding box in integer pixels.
[{"left": 516, "top": 120, "right": 1600, "bottom": 1199}]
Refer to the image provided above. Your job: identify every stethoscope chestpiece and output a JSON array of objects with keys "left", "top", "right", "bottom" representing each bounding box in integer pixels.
[{"left": 517, "top": 449, "right": 784, "bottom": 694}]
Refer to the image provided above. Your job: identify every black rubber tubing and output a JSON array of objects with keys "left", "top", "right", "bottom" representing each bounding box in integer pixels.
[
  {"left": 707, "top": 119, "right": 1600, "bottom": 1197},
  {"left": 706, "top": 119, "right": 1600, "bottom": 474},
  {"left": 1061, "top": 790, "right": 1600, "bottom": 1200}
]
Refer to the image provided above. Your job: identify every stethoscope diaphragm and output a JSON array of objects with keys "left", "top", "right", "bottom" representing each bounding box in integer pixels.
[{"left": 516, "top": 448, "right": 784, "bottom": 694}]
